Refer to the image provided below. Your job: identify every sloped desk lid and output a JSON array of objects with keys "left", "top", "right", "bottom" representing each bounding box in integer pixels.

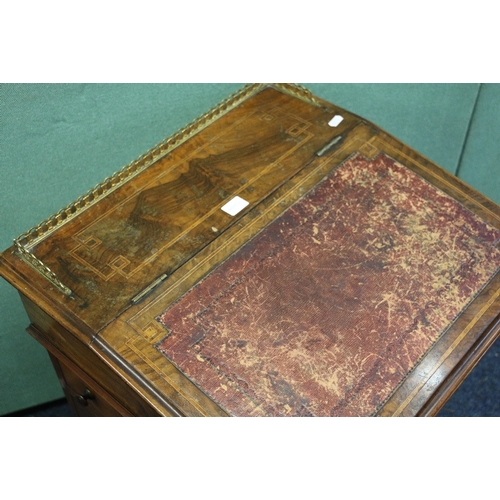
[
  {"left": 89, "top": 87, "right": 500, "bottom": 417},
  {"left": 11, "top": 84, "right": 358, "bottom": 332},
  {"left": 155, "top": 151, "right": 500, "bottom": 416},
  {"left": 4, "top": 84, "right": 500, "bottom": 416}
]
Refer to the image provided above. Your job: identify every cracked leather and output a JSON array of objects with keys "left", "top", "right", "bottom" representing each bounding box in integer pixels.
[{"left": 157, "top": 153, "right": 500, "bottom": 417}]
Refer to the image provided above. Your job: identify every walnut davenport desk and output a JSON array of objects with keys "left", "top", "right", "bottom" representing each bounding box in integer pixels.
[{"left": 2, "top": 84, "right": 500, "bottom": 417}]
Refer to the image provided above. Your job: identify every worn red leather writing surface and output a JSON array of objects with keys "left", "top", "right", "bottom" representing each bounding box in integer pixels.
[{"left": 157, "top": 152, "right": 500, "bottom": 417}]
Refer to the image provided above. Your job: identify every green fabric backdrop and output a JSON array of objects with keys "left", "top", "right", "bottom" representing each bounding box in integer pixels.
[
  {"left": 1, "top": 83, "right": 498, "bottom": 415},
  {"left": 458, "top": 84, "right": 500, "bottom": 204}
]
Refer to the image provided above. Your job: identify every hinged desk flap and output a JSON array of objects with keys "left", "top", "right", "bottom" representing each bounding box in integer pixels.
[{"left": 14, "top": 85, "right": 357, "bottom": 332}]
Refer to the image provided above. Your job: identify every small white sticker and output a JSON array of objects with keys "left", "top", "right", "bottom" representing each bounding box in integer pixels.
[
  {"left": 328, "top": 115, "right": 344, "bottom": 127},
  {"left": 221, "top": 196, "right": 249, "bottom": 216}
]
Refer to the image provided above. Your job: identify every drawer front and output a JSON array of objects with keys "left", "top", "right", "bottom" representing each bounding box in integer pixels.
[
  {"left": 65, "top": 386, "right": 121, "bottom": 417},
  {"left": 22, "top": 295, "right": 166, "bottom": 416},
  {"left": 49, "top": 353, "right": 131, "bottom": 417}
]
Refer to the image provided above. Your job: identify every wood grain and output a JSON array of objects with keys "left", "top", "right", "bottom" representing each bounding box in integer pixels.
[{"left": 1, "top": 84, "right": 499, "bottom": 417}]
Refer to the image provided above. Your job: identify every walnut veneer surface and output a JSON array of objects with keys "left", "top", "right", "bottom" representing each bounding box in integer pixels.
[{"left": 1, "top": 84, "right": 500, "bottom": 417}]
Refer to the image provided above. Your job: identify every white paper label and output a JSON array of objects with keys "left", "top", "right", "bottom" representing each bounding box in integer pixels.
[
  {"left": 328, "top": 115, "right": 344, "bottom": 127},
  {"left": 221, "top": 196, "right": 250, "bottom": 216}
]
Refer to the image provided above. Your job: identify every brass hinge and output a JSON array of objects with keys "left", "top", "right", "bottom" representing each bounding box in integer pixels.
[
  {"left": 315, "top": 135, "right": 344, "bottom": 157},
  {"left": 130, "top": 273, "right": 169, "bottom": 305}
]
